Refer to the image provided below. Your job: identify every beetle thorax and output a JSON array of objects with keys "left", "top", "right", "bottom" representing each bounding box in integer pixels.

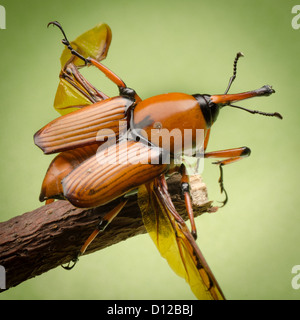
[{"left": 131, "top": 92, "right": 208, "bottom": 156}]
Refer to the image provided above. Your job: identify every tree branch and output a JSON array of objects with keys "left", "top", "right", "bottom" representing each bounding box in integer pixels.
[{"left": 0, "top": 174, "right": 215, "bottom": 291}]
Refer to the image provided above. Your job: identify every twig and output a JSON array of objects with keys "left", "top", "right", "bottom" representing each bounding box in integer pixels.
[{"left": 0, "top": 173, "right": 214, "bottom": 291}]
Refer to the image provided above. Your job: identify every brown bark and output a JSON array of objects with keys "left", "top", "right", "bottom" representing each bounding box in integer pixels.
[{"left": 0, "top": 174, "right": 215, "bottom": 291}]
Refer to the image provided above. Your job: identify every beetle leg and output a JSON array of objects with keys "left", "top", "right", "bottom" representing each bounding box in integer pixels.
[
  {"left": 61, "top": 259, "right": 78, "bottom": 270},
  {"left": 88, "top": 59, "right": 142, "bottom": 102},
  {"left": 48, "top": 22, "right": 135, "bottom": 97},
  {"left": 80, "top": 199, "right": 128, "bottom": 255},
  {"left": 62, "top": 199, "right": 128, "bottom": 270},
  {"left": 204, "top": 146, "right": 251, "bottom": 206},
  {"left": 62, "top": 63, "right": 109, "bottom": 102},
  {"left": 216, "top": 164, "right": 228, "bottom": 207},
  {"left": 48, "top": 21, "right": 90, "bottom": 65},
  {"left": 204, "top": 128, "right": 211, "bottom": 151},
  {"left": 180, "top": 165, "right": 197, "bottom": 239},
  {"left": 157, "top": 175, "right": 185, "bottom": 224},
  {"left": 88, "top": 58, "right": 126, "bottom": 88},
  {"left": 204, "top": 146, "right": 251, "bottom": 165}
]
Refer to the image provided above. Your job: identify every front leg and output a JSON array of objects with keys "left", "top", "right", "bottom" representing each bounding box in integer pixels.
[
  {"left": 204, "top": 146, "right": 251, "bottom": 165},
  {"left": 204, "top": 146, "right": 251, "bottom": 206},
  {"left": 180, "top": 164, "right": 197, "bottom": 239}
]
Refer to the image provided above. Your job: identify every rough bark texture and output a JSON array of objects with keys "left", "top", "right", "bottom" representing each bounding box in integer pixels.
[{"left": 0, "top": 174, "right": 215, "bottom": 292}]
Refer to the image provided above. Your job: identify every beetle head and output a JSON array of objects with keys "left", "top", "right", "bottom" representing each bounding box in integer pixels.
[{"left": 201, "top": 52, "right": 282, "bottom": 124}]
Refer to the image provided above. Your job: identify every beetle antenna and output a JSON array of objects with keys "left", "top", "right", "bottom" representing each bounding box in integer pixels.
[
  {"left": 224, "top": 52, "right": 244, "bottom": 95},
  {"left": 228, "top": 104, "right": 283, "bottom": 119},
  {"left": 47, "top": 21, "right": 89, "bottom": 65}
]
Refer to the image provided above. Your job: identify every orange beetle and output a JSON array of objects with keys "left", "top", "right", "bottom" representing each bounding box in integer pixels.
[{"left": 34, "top": 22, "right": 282, "bottom": 300}]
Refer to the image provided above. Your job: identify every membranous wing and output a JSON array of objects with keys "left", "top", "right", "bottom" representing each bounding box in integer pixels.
[
  {"left": 138, "top": 177, "right": 225, "bottom": 300},
  {"left": 54, "top": 23, "right": 112, "bottom": 115}
]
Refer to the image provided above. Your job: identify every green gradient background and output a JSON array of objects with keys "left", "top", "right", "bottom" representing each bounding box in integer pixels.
[{"left": 0, "top": 0, "right": 299, "bottom": 300}]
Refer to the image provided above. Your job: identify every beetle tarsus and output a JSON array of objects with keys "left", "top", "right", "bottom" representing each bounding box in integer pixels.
[
  {"left": 61, "top": 255, "right": 80, "bottom": 270},
  {"left": 47, "top": 21, "right": 70, "bottom": 43},
  {"left": 48, "top": 20, "right": 89, "bottom": 65},
  {"left": 218, "top": 188, "right": 228, "bottom": 208},
  {"left": 216, "top": 164, "right": 228, "bottom": 207}
]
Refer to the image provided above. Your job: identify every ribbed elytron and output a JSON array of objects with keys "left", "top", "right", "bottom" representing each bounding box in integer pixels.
[{"left": 34, "top": 21, "right": 282, "bottom": 300}]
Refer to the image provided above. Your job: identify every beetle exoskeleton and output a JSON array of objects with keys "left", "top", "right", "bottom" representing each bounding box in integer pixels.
[{"left": 34, "top": 22, "right": 282, "bottom": 300}]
